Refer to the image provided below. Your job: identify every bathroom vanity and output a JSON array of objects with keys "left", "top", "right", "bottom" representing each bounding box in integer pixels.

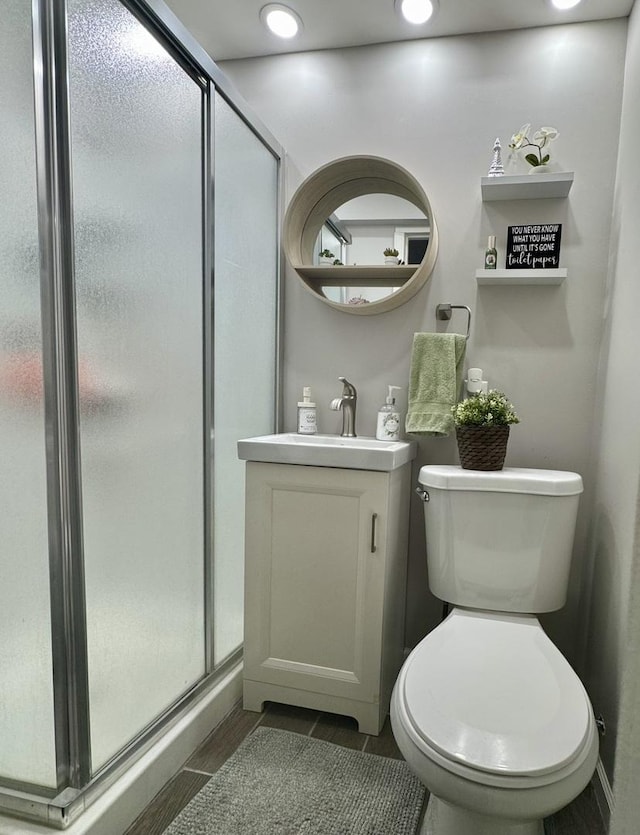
[{"left": 238, "top": 434, "right": 416, "bottom": 735}]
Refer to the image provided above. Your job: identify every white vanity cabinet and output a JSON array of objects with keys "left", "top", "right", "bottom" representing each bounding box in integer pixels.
[{"left": 242, "top": 460, "right": 412, "bottom": 735}]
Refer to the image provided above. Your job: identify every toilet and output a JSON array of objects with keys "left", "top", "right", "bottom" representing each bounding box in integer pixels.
[{"left": 390, "top": 465, "right": 599, "bottom": 835}]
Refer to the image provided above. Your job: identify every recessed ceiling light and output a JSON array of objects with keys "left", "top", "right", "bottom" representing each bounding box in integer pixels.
[
  {"left": 396, "top": 0, "right": 438, "bottom": 26},
  {"left": 260, "top": 4, "right": 302, "bottom": 39},
  {"left": 549, "top": 0, "right": 582, "bottom": 9}
]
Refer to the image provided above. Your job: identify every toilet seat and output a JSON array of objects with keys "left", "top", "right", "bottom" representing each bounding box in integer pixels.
[{"left": 397, "top": 608, "right": 594, "bottom": 787}]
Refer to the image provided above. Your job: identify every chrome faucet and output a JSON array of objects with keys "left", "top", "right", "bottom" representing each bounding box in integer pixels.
[{"left": 330, "top": 376, "right": 357, "bottom": 437}]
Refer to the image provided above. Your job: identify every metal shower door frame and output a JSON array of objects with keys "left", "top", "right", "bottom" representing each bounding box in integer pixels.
[{"left": 0, "top": 0, "right": 284, "bottom": 826}]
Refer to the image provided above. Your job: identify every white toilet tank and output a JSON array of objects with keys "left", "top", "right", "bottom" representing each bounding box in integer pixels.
[{"left": 418, "top": 465, "right": 583, "bottom": 613}]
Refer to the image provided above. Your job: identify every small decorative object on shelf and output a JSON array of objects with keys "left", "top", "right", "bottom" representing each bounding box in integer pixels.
[
  {"left": 509, "top": 123, "right": 559, "bottom": 171},
  {"left": 484, "top": 235, "right": 498, "bottom": 269},
  {"left": 319, "top": 248, "right": 335, "bottom": 265},
  {"left": 452, "top": 390, "right": 520, "bottom": 471},
  {"left": 333, "top": 259, "right": 343, "bottom": 265},
  {"left": 383, "top": 247, "right": 399, "bottom": 265},
  {"left": 487, "top": 138, "right": 504, "bottom": 177},
  {"left": 506, "top": 223, "right": 562, "bottom": 269}
]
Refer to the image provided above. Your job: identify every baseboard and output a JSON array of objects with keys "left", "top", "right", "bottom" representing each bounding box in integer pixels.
[
  {"left": 0, "top": 661, "right": 243, "bottom": 835},
  {"left": 593, "top": 756, "right": 614, "bottom": 832},
  {"left": 81, "top": 661, "right": 243, "bottom": 835}
]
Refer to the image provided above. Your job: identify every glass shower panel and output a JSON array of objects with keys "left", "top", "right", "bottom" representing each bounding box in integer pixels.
[
  {"left": 213, "top": 94, "right": 278, "bottom": 664},
  {"left": 67, "top": 0, "right": 206, "bottom": 772},
  {"left": 0, "top": 2, "right": 57, "bottom": 789}
]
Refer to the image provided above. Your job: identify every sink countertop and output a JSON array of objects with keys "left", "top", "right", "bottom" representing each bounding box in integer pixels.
[{"left": 237, "top": 433, "right": 417, "bottom": 472}]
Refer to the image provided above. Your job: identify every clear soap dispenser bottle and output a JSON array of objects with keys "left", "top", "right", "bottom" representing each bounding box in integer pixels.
[{"left": 376, "top": 385, "right": 402, "bottom": 441}]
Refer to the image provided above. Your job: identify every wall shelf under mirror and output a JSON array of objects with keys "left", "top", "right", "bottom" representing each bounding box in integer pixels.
[
  {"left": 295, "top": 264, "right": 417, "bottom": 287},
  {"left": 476, "top": 268, "right": 568, "bottom": 285},
  {"left": 481, "top": 172, "right": 574, "bottom": 201}
]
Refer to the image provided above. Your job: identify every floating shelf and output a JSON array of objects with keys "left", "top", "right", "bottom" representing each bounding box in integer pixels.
[
  {"left": 481, "top": 172, "right": 574, "bottom": 201},
  {"left": 294, "top": 264, "right": 417, "bottom": 288},
  {"left": 476, "top": 268, "right": 567, "bottom": 286}
]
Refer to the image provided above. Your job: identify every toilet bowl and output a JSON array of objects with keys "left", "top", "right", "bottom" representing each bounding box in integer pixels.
[
  {"left": 391, "top": 608, "right": 599, "bottom": 834},
  {"left": 391, "top": 466, "right": 599, "bottom": 835}
]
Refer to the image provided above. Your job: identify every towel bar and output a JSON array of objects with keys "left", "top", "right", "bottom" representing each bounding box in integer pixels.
[{"left": 436, "top": 304, "right": 471, "bottom": 340}]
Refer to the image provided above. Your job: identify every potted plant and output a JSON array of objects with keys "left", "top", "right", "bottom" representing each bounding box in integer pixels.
[
  {"left": 319, "top": 248, "right": 335, "bottom": 266},
  {"left": 508, "top": 124, "right": 559, "bottom": 172},
  {"left": 384, "top": 247, "right": 399, "bottom": 265},
  {"left": 451, "top": 390, "right": 520, "bottom": 471}
]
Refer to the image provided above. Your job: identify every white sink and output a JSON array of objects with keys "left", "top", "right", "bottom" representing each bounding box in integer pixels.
[{"left": 237, "top": 433, "right": 417, "bottom": 472}]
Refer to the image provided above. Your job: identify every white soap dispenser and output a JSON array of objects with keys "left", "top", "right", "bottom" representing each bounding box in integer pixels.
[
  {"left": 376, "top": 385, "right": 402, "bottom": 441},
  {"left": 466, "top": 367, "right": 489, "bottom": 396},
  {"left": 297, "top": 386, "right": 317, "bottom": 435}
]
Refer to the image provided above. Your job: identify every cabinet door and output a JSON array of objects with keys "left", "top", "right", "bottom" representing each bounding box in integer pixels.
[{"left": 244, "top": 463, "right": 388, "bottom": 704}]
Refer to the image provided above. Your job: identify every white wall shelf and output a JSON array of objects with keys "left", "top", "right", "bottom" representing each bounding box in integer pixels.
[
  {"left": 481, "top": 172, "right": 574, "bottom": 201},
  {"left": 476, "top": 268, "right": 567, "bottom": 285}
]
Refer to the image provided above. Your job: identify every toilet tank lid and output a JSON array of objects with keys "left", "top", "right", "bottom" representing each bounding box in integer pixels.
[{"left": 418, "top": 465, "right": 583, "bottom": 496}]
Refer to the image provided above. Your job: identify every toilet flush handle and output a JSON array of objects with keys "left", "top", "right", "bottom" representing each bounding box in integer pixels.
[{"left": 415, "top": 487, "right": 429, "bottom": 502}]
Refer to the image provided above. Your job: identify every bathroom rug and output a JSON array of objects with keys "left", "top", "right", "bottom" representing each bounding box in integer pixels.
[{"left": 162, "top": 726, "right": 425, "bottom": 834}]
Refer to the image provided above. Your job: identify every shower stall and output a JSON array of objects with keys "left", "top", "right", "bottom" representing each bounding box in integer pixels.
[{"left": 1, "top": 0, "right": 281, "bottom": 827}]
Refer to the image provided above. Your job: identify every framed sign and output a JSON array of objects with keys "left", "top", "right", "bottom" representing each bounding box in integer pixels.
[{"left": 506, "top": 223, "right": 562, "bottom": 269}]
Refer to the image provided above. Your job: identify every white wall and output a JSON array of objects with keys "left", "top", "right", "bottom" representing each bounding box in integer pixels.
[
  {"left": 592, "top": 0, "right": 640, "bottom": 820},
  {"left": 222, "top": 19, "right": 627, "bottom": 668},
  {"left": 220, "top": 11, "right": 640, "bottom": 817}
]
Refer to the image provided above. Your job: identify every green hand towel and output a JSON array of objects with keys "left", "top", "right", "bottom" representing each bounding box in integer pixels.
[{"left": 405, "top": 332, "right": 467, "bottom": 436}]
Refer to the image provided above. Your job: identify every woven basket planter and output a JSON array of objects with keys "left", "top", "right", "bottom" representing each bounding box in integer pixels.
[{"left": 455, "top": 425, "right": 510, "bottom": 471}]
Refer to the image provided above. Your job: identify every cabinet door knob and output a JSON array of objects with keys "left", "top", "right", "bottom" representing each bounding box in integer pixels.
[{"left": 370, "top": 513, "right": 378, "bottom": 553}]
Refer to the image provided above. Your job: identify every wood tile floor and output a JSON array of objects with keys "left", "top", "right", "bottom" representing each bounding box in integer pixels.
[{"left": 124, "top": 701, "right": 606, "bottom": 835}]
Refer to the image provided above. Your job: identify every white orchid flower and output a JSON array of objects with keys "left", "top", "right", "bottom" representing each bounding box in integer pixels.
[
  {"left": 509, "top": 123, "right": 531, "bottom": 150},
  {"left": 533, "top": 126, "right": 559, "bottom": 147}
]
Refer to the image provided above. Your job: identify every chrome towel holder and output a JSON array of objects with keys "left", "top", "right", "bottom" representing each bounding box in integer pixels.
[{"left": 436, "top": 304, "right": 472, "bottom": 340}]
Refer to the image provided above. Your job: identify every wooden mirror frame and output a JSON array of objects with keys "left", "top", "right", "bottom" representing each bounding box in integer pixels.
[{"left": 283, "top": 155, "right": 438, "bottom": 315}]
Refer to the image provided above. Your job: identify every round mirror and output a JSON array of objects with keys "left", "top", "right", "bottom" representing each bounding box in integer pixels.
[{"left": 283, "top": 156, "right": 438, "bottom": 314}]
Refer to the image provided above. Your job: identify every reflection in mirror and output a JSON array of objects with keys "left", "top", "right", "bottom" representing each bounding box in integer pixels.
[
  {"left": 315, "top": 194, "right": 430, "bottom": 306},
  {"left": 316, "top": 194, "right": 429, "bottom": 266},
  {"left": 322, "top": 283, "right": 397, "bottom": 307}
]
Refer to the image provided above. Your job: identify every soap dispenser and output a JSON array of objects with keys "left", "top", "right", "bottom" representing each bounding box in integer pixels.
[
  {"left": 376, "top": 386, "right": 402, "bottom": 441},
  {"left": 466, "top": 368, "right": 489, "bottom": 396},
  {"left": 297, "top": 387, "right": 317, "bottom": 435}
]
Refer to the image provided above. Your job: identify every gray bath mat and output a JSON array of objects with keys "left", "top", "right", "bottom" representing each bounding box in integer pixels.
[{"left": 163, "top": 726, "right": 425, "bottom": 834}]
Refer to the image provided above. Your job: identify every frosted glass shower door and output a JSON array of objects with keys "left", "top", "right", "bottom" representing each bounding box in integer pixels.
[
  {"left": 67, "top": 0, "right": 206, "bottom": 772},
  {"left": 213, "top": 95, "right": 279, "bottom": 664},
  {"left": 0, "top": 1, "right": 57, "bottom": 789}
]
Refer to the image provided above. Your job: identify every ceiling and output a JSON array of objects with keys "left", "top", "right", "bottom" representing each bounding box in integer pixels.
[{"left": 163, "top": 0, "right": 634, "bottom": 62}]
